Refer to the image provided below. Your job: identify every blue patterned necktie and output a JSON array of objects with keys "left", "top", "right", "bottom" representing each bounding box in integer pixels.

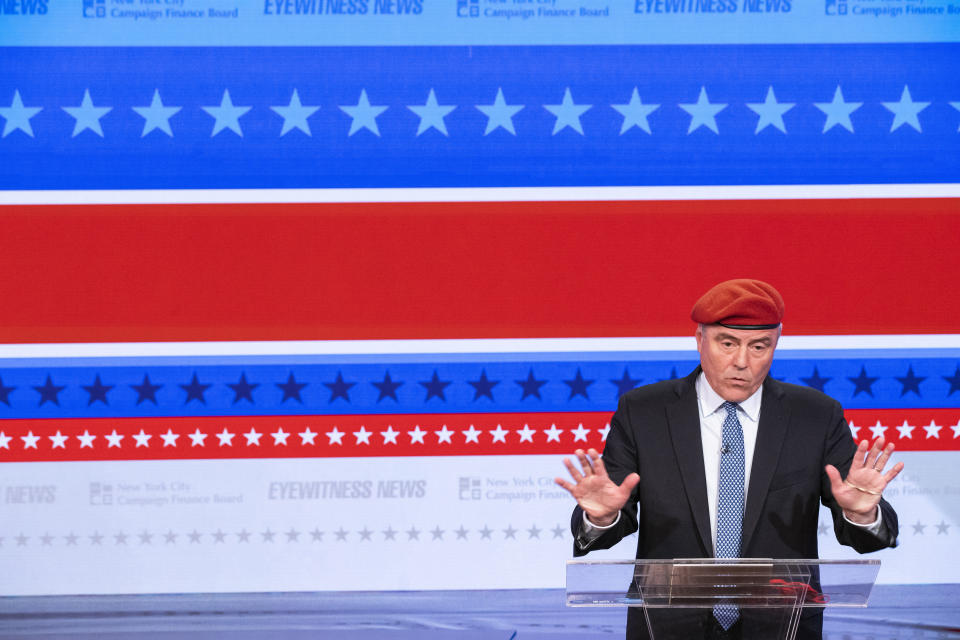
[{"left": 714, "top": 400, "right": 745, "bottom": 630}]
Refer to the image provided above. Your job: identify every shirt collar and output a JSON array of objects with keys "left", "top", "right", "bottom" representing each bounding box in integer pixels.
[{"left": 696, "top": 371, "right": 763, "bottom": 422}]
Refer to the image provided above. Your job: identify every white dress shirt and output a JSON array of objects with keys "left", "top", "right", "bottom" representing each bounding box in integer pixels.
[{"left": 580, "top": 372, "right": 880, "bottom": 548}]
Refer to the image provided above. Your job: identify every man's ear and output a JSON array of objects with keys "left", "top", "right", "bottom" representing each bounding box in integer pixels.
[{"left": 694, "top": 324, "right": 704, "bottom": 354}]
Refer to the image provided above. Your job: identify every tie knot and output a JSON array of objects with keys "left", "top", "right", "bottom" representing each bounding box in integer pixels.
[{"left": 722, "top": 401, "right": 739, "bottom": 416}]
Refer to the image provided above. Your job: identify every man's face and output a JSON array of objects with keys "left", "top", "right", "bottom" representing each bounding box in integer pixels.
[{"left": 695, "top": 324, "right": 780, "bottom": 403}]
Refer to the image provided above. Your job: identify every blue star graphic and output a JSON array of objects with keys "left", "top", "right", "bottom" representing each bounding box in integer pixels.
[
  {"left": 895, "top": 365, "right": 925, "bottom": 397},
  {"left": 34, "top": 375, "right": 65, "bottom": 407},
  {"left": 340, "top": 89, "right": 388, "bottom": 137},
  {"left": 517, "top": 369, "right": 547, "bottom": 400},
  {"left": 801, "top": 366, "right": 831, "bottom": 392},
  {"left": 746, "top": 86, "right": 794, "bottom": 134},
  {"left": 814, "top": 86, "right": 862, "bottom": 134},
  {"left": 611, "top": 368, "right": 641, "bottom": 397},
  {"left": 420, "top": 370, "right": 451, "bottom": 402},
  {"left": 201, "top": 89, "right": 251, "bottom": 137},
  {"left": 611, "top": 87, "right": 659, "bottom": 135},
  {"left": 82, "top": 374, "right": 113, "bottom": 406},
  {"left": 408, "top": 88, "right": 456, "bottom": 136},
  {"left": 0, "top": 375, "right": 16, "bottom": 406},
  {"left": 476, "top": 87, "right": 524, "bottom": 136},
  {"left": 881, "top": 85, "right": 929, "bottom": 133},
  {"left": 468, "top": 369, "right": 499, "bottom": 401},
  {"left": 848, "top": 366, "right": 879, "bottom": 397},
  {"left": 372, "top": 371, "right": 403, "bottom": 402},
  {"left": 679, "top": 86, "right": 726, "bottom": 135},
  {"left": 131, "top": 374, "right": 162, "bottom": 405},
  {"left": 324, "top": 371, "right": 355, "bottom": 403},
  {"left": 564, "top": 368, "right": 594, "bottom": 400},
  {"left": 62, "top": 89, "right": 112, "bottom": 138},
  {"left": 0, "top": 90, "right": 42, "bottom": 138},
  {"left": 952, "top": 103, "right": 960, "bottom": 132},
  {"left": 271, "top": 89, "right": 320, "bottom": 137},
  {"left": 180, "top": 373, "right": 211, "bottom": 404},
  {"left": 544, "top": 87, "right": 591, "bottom": 135},
  {"left": 660, "top": 366, "right": 679, "bottom": 382},
  {"left": 944, "top": 365, "right": 960, "bottom": 395},
  {"left": 228, "top": 372, "right": 258, "bottom": 404},
  {"left": 132, "top": 89, "right": 181, "bottom": 138},
  {"left": 277, "top": 372, "right": 307, "bottom": 404}
]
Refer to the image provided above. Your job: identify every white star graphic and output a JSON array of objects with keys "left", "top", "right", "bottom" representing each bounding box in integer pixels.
[
  {"left": 380, "top": 425, "right": 399, "bottom": 445},
  {"left": 746, "top": 86, "right": 794, "bottom": 134},
  {"left": 882, "top": 85, "right": 929, "bottom": 133},
  {"left": 77, "top": 430, "right": 96, "bottom": 448},
  {"left": 353, "top": 426, "right": 372, "bottom": 445},
  {"left": 951, "top": 421, "right": 960, "bottom": 439},
  {"left": 132, "top": 89, "right": 181, "bottom": 137},
  {"left": 679, "top": 86, "right": 726, "bottom": 134},
  {"left": 868, "top": 421, "right": 887, "bottom": 440},
  {"left": 463, "top": 424, "right": 481, "bottom": 443},
  {"left": 159, "top": 429, "right": 179, "bottom": 447},
  {"left": 105, "top": 429, "right": 124, "bottom": 448},
  {"left": 476, "top": 87, "right": 524, "bottom": 135},
  {"left": 489, "top": 424, "right": 509, "bottom": 443},
  {"left": 244, "top": 428, "right": 262, "bottom": 446},
  {"left": 951, "top": 103, "right": 960, "bottom": 132},
  {"left": 923, "top": 420, "right": 942, "bottom": 439},
  {"left": 326, "top": 426, "right": 344, "bottom": 445},
  {"left": 48, "top": 431, "right": 68, "bottom": 449},
  {"left": 0, "top": 431, "right": 11, "bottom": 449},
  {"left": 0, "top": 90, "right": 42, "bottom": 138},
  {"left": 340, "top": 89, "right": 388, "bottom": 136},
  {"left": 611, "top": 87, "right": 659, "bottom": 135},
  {"left": 544, "top": 423, "right": 563, "bottom": 442},
  {"left": 408, "top": 88, "right": 456, "bottom": 136},
  {"left": 435, "top": 424, "right": 454, "bottom": 444},
  {"left": 188, "top": 429, "right": 207, "bottom": 447},
  {"left": 299, "top": 427, "right": 318, "bottom": 445},
  {"left": 848, "top": 421, "right": 859, "bottom": 440},
  {"left": 271, "top": 427, "right": 290, "bottom": 446},
  {"left": 814, "top": 86, "right": 862, "bottom": 133},
  {"left": 133, "top": 429, "right": 153, "bottom": 448},
  {"left": 271, "top": 88, "right": 319, "bottom": 136},
  {"left": 63, "top": 89, "right": 112, "bottom": 138},
  {"left": 571, "top": 423, "right": 591, "bottom": 442},
  {"left": 201, "top": 89, "right": 251, "bottom": 137},
  {"left": 599, "top": 423, "right": 611, "bottom": 441},
  {"left": 895, "top": 420, "right": 915, "bottom": 439},
  {"left": 215, "top": 429, "right": 235, "bottom": 447},
  {"left": 544, "top": 87, "right": 591, "bottom": 135},
  {"left": 516, "top": 423, "right": 536, "bottom": 443},
  {"left": 408, "top": 425, "right": 427, "bottom": 444}
]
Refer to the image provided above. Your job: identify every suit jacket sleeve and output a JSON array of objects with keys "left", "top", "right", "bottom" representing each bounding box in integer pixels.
[
  {"left": 570, "top": 394, "right": 641, "bottom": 556},
  {"left": 820, "top": 400, "right": 899, "bottom": 552}
]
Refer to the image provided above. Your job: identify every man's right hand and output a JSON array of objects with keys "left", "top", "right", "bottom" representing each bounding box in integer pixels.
[{"left": 555, "top": 448, "right": 640, "bottom": 527}]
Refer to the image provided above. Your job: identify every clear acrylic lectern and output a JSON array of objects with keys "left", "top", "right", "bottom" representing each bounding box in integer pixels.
[{"left": 566, "top": 559, "right": 880, "bottom": 640}]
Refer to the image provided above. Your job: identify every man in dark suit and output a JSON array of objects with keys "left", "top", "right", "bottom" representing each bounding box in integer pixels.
[{"left": 556, "top": 279, "right": 902, "bottom": 640}]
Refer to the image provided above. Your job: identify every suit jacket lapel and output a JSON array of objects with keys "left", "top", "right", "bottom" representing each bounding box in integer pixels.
[
  {"left": 740, "top": 377, "right": 790, "bottom": 554},
  {"left": 666, "top": 368, "right": 713, "bottom": 556}
]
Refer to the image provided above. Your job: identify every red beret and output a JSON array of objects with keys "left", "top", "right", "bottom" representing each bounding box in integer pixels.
[{"left": 690, "top": 279, "right": 784, "bottom": 329}]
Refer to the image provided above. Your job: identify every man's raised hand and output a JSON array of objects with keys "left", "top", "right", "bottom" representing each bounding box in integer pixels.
[
  {"left": 825, "top": 437, "right": 904, "bottom": 525},
  {"left": 555, "top": 448, "right": 639, "bottom": 527}
]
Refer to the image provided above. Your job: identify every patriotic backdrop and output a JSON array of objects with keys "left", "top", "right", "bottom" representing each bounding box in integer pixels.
[{"left": 1, "top": 3, "right": 959, "bottom": 596}]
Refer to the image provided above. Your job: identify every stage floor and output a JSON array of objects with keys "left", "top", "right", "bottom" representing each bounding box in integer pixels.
[{"left": 2, "top": 585, "right": 958, "bottom": 639}]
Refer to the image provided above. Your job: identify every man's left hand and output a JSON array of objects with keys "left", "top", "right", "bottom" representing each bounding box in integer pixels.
[{"left": 825, "top": 437, "right": 904, "bottom": 524}]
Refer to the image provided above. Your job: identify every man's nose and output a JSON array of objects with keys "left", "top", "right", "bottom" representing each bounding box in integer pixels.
[{"left": 733, "top": 345, "right": 749, "bottom": 368}]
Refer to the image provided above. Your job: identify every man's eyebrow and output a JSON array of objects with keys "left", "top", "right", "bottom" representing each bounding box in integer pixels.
[
  {"left": 748, "top": 336, "right": 773, "bottom": 345},
  {"left": 713, "top": 332, "right": 739, "bottom": 342}
]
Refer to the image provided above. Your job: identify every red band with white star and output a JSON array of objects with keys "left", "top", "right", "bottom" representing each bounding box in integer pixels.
[{"left": 0, "top": 410, "right": 956, "bottom": 462}]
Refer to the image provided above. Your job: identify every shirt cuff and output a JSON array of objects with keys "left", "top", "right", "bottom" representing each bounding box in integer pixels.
[
  {"left": 842, "top": 507, "right": 883, "bottom": 535},
  {"left": 576, "top": 511, "right": 621, "bottom": 550}
]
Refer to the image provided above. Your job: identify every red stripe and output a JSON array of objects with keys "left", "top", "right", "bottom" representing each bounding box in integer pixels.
[
  {"left": 0, "top": 198, "right": 957, "bottom": 342},
  {"left": 0, "top": 410, "right": 957, "bottom": 462}
]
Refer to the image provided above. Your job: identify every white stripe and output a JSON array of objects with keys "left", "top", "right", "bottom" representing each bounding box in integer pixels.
[
  {"left": 1, "top": 184, "right": 959, "bottom": 205},
  {"left": 0, "top": 335, "right": 957, "bottom": 358}
]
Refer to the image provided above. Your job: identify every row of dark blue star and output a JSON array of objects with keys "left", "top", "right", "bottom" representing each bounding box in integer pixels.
[{"left": 0, "top": 363, "right": 956, "bottom": 411}]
